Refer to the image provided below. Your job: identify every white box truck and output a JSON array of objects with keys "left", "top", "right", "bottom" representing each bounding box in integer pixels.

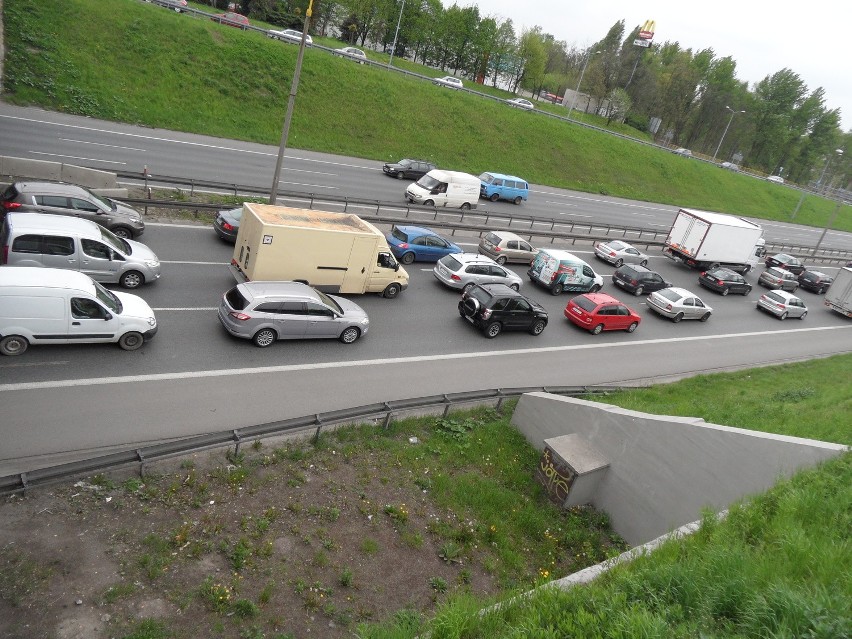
[
  {"left": 405, "top": 169, "right": 480, "bottom": 210},
  {"left": 663, "top": 208, "right": 766, "bottom": 273},
  {"left": 229, "top": 203, "right": 409, "bottom": 298},
  {"left": 824, "top": 267, "right": 852, "bottom": 317}
]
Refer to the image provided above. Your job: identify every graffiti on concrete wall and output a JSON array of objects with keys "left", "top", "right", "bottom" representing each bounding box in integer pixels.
[{"left": 537, "top": 446, "right": 576, "bottom": 505}]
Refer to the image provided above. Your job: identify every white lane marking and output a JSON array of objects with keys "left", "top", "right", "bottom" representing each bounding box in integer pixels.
[
  {"left": 160, "top": 260, "right": 224, "bottom": 265},
  {"left": 152, "top": 307, "right": 217, "bottom": 311},
  {"left": 556, "top": 211, "right": 593, "bottom": 218},
  {"left": 59, "top": 138, "right": 148, "bottom": 152},
  {"left": 1, "top": 325, "right": 848, "bottom": 392},
  {"left": 31, "top": 151, "right": 126, "bottom": 165},
  {"left": 277, "top": 181, "right": 338, "bottom": 190}
]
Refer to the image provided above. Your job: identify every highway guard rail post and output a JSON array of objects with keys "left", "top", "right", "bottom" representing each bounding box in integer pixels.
[{"left": 0, "top": 386, "right": 625, "bottom": 495}]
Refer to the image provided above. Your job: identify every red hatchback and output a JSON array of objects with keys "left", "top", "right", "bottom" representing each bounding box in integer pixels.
[
  {"left": 564, "top": 293, "right": 641, "bottom": 335},
  {"left": 212, "top": 12, "right": 250, "bottom": 27}
]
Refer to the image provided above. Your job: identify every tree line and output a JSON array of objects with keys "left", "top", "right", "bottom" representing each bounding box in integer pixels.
[{"left": 209, "top": 0, "right": 850, "bottom": 190}]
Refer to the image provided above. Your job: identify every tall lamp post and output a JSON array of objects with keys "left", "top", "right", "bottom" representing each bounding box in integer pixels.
[
  {"left": 568, "top": 50, "right": 599, "bottom": 120},
  {"left": 712, "top": 106, "right": 745, "bottom": 161},
  {"left": 388, "top": 0, "right": 406, "bottom": 68},
  {"left": 816, "top": 149, "right": 843, "bottom": 195}
]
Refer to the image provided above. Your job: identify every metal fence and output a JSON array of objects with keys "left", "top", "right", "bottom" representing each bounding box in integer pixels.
[{"left": 0, "top": 385, "right": 624, "bottom": 495}]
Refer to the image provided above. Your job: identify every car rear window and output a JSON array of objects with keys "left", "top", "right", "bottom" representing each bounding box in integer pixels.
[
  {"left": 391, "top": 227, "right": 409, "bottom": 242},
  {"left": 572, "top": 295, "right": 597, "bottom": 312},
  {"left": 468, "top": 286, "right": 493, "bottom": 306},
  {"left": 440, "top": 255, "right": 463, "bottom": 271},
  {"left": 656, "top": 289, "right": 681, "bottom": 302},
  {"left": 225, "top": 286, "right": 249, "bottom": 310},
  {"left": 765, "top": 291, "right": 784, "bottom": 303},
  {"left": 483, "top": 232, "right": 501, "bottom": 245}
]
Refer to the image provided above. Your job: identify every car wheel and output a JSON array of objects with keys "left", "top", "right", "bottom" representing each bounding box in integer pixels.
[
  {"left": 490, "top": 193, "right": 500, "bottom": 202},
  {"left": 118, "top": 331, "right": 144, "bottom": 351},
  {"left": 779, "top": 311, "right": 788, "bottom": 320},
  {"left": 111, "top": 226, "right": 134, "bottom": 239},
  {"left": 590, "top": 323, "right": 604, "bottom": 335},
  {"left": 799, "top": 311, "right": 807, "bottom": 320},
  {"left": 508, "top": 283, "right": 520, "bottom": 292},
  {"left": 640, "top": 260, "right": 648, "bottom": 267},
  {"left": 339, "top": 327, "right": 360, "bottom": 343},
  {"left": 458, "top": 304, "right": 466, "bottom": 318},
  {"left": 400, "top": 252, "right": 415, "bottom": 265},
  {"left": 626, "top": 322, "right": 638, "bottom": 333},
  {"left": 484, "top": 322, "right": 502, "bottom": 338},
  {"left": 382, "top": 283, "right": 402, "bottom": 299},
  {"left": 0, "top": 335, "right": 28, "bottom": 356},
  {"left": 396, "top": 172, "right": 405, "bottom": 180},
  {"left": 460, "top": 202, "right": 471, "bottom": 210},
  {"left": 699, "top": 312, "right": 711, "bottom": 322},
  {"left": 120, "top": 270, "right": 144, "bottom": 289},
  {"left": 495, "top": 255, "right": 507, "bottom": 265},
  {"left": 252, "top": 328, "right": 277, "bottom": 347},
  {"left": 513, "top": 196, "right": 522, "bottom": 205},
  {"left": 462, "top": 282, "right": 476, "bottom": 294},
  {"left": 633, "top": 286, "right": 643, "bottom": 296},
  {"left": 672, "top": 312, "right": 684, "bottom": 323},
  {"left": 742, "top": 265, "right": 752, "bottom": 274},
  {"left": 819, "top": 286, "right": 827, "bottom": 294},
  {"left": 590, "top": 284, "right": 601, "bottom": 293},
  {"left": 550, "top": 283, "right": 563, "bottom": 295},
  {"left": 614, "top": 258, "right": 624, "bottom": 268},
  {"left": 721, "top": 287, "right": 729, "bottom": 296},
  {"left": 423, "top": 199, "right": 434, "bottom": 207},
  {"left": 529, "top": 319, "right": 546, "bottom": 335},
  {"left": 743, "top": 287, "right": 751, "bottom": 296}
]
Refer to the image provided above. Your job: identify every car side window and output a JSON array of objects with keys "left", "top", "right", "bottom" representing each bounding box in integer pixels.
[
  {"left": 253, "top": 303, "right": 282, "bottom": 314},
  {"left": 519, "top": 242, "right": 532, "bottom": 252},
  {"left": 493, "top": 179, "right": 504, "bottom": 187},
  {"left": 279, "top": 302, "right": 305, "bottom": 315},
  {"left": 71, "top": 297, "right": 106, "bottom": 319},
  {"left": 12, "top": 234, "right": 43, "bottom": 254},
  {"left": 650, "top": 275, "right": 662, "bottom": 283},
  {"left": 683, "top": 298, "right": 695, "bottom": 307},
  {"left": 582, "top": 266, "right": 594, "bottom": 278},
  {"left": 428, "top": 236, "right": 448, "bottom": 248},
  {"left": 306, "top": 302, "right": 335, "bottom": 317},
  {"left": 489, "top": 266, "right": 507, "bottom": 277},
  {"left": 70, "top": 198, "right": 101, "bottom": 213},
  {"left": 36, "top": 195, "right": 69, "bottom": 208},
  {"left": 411, "top": 236, "right": 427, "bottom": 246},
  {"left": 626, "top": 248, "right": 638, "bottom": 255},
  {"left": 44, "top": 235, "right": 75, "bottom": 256},
  {"left": 695, "top": 299, "right": 705, "bottom": 307},
  {"left": 508, "top": 299, "right": 531, "bottom": 312},
  {"left": 81, "top": 239, "right": 112, "bottom": 260},
  {"left": 377, "top": 252, "right": 394, "bottom": 268},
  {"left": 490, "top": 298, "right": 509, "bottom": 311},
  {"left": 617, "top": 306, "right": 630, "bottom": 316},
  {"left": 466, "top": 265, "right": 486, "bottom": 275}
]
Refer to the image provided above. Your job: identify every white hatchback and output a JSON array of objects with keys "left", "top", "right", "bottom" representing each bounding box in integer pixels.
[
  {"left": 756, "top": 290, "right": 807, "bottom": 320},
  {"left": 434, "top": 76, "right": 463, "bottom": 89}
]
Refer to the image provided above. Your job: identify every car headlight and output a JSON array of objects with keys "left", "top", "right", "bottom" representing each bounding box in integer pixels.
[
  {"left": 359, "top": 317, "right": 369, "bottom": 325},
  {"left": 148, "top": 317, "right": 156, "bottom": 327},
  {"left": 145, "top": 260, "right": 160, "bottom": 268}
]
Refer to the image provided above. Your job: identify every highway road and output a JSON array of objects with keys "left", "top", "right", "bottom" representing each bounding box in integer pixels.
[
  {"left": 2, "top": 103, "right": 851, "bottom": 252},
  {"left": 1, "top": 222, "right": 850, "bottom": 476}
]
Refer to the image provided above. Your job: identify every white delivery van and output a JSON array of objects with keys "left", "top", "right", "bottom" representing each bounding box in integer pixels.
[
  {"left": 528, "top": 248, "right": 604, "bottom": 295},
  {"left": 0, "top": 212, "right": 161, "bottom": 288},
  {"left": 405, "top": 169, "right": 480, "bottom": 210},
  {"left": 230, "top": 203, "right": 409, "bottom": 298},
  {"left": 0, "top": 267, "right": 158, "bottom": 355}
]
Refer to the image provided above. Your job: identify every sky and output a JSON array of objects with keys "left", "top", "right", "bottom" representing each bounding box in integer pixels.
[{"left": 450, "top": 0, "right": 851, "bottom": 131}]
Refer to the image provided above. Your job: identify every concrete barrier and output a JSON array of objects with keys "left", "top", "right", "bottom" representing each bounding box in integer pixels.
[
  {"left": 0, "top": 157, "right": 62, "bottom": 181},
  {"left": 512, "top": 393, "right": 847, "bottom": 546},
  {"left": 0, "top": 156, "right": 127, "bottom": 198}
]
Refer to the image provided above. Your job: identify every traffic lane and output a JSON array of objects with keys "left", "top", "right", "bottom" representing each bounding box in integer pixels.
[{"left": 2, "top": 326, "right": 850, "bottom": 475}]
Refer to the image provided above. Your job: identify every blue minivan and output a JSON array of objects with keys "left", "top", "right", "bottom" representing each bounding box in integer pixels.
[{"left": 478, "top": 172, "right": 529, "bottom": 204}]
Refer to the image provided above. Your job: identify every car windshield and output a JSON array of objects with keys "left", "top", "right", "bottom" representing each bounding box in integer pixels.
[
  {"left": 416, "top": 175, "right": 440, "bottom": 190},
  {"left": 656, "top": 289, "right": 682, "bottom": 302},
  {"left": 398, "top": 159, "right": 412, "bottom": 168},
  {"left": 439, "top": 255, "right": 462, "bottom": 271},
  {"left": 391, "top": 227, "right": 409, "bottom": 242},
  {"left": 99, "top": 226, "right": 130, "bottom": 254},
  {"left": 572, "top": 296, "right": 597, "bottom": 312},
  {"left": 93, "top": 280, "right": 122, "bottom": 313},
  {"left": 90, "top": 192, "right": 116, "bottom": 211},
  {"left": 315, "top": 290, "right": 343, "bottom": 315},
  {"left": 478, "top": 173, "right": 495, "bottom": 184}
]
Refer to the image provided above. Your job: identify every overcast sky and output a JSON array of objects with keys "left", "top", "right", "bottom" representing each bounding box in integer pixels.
[{"left": 453, "top": 0, "right": 851, "bottom": 130}]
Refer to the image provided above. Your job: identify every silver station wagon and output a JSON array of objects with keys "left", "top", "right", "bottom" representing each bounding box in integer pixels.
[{"left": 218, "top": 281, "right": 370, "bottom": 347}]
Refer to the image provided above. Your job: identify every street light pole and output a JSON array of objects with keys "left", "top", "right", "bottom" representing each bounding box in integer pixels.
[
  {"left": 269, "top": 1, "right": 314, "bottom": 204},
  {"left": 816, "top": 149, "right": 843, "bottom": 195},
  {"left": 712, "top": 106, "right": 744, "bottom": 161},
  {"left": 812, "top": 179, "right": 851, "bottom": 256},
  {"left": 568, "top": 50, "right": 599, "bottom": 120},
  {"left": 388, "top": 0, "right": 406, "bottom": 68}
]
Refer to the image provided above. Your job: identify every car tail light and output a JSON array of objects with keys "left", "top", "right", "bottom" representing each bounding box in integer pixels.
[
  {"left": 1, "top": 201, "right": 21, "bottom": 211},
  {"left": 229, "top": 311, "right": 252, "bottom": 321},
  {"left": 630, "top": 279, "right": 638, "bottom": 285},
  {"left": 223, "top": 222, "right": 235, "bottom": 231},
  {"left": 717, "top": 279, "right": 724, "bottom": 285},
  {"left": 665, "top": 304, "right": 673, "bottom": 311},
  {"left": 399, "top": 243, "right": 409, "bottom": 249},
  {"left": 700, "top": 271, "right": 706, "bottom": 276},
  {"left": 481, "top": 308, "right": 491, "bottom": 320},
  {"left": 609, "top": 251, "right": 616, "bottom": 257},
  {"left": 450, "top": 274, "right": 461, "bottom": 281},
  {"left": 494, "top": 246, "right": 502, "bottom": 252}
]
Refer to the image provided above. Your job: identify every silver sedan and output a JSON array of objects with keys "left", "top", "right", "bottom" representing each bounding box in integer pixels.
[
  {"left": 433, "top": 253, "right": 522, "bottom": 291},
  {"left": 647, "top": 287, "right": 713, "bottom": 322},
  {"left": 594, "top": 240, "right": 649, "bottom": 267}
]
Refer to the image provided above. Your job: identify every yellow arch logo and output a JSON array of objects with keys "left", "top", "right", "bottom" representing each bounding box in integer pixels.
[{"left": 639, "top": 19, "right": 656, "bottom": 40}]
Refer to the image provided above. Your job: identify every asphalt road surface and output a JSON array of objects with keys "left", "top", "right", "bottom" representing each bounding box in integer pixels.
[{"left": 1, "top": 222, "right": 850, "bottom": 475}]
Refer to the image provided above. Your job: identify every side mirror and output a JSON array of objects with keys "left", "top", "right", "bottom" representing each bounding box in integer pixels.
[
  {"left": 394, "top": 263, "right": 400, "bottom": 272},
  {"left": 104, "top": 313, "right": 113, "bottom": 321}
]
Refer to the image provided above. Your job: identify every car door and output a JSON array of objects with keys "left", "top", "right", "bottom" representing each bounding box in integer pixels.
[
  {"left": 488, "top": 264, "right": 511, "bottom": 286},
  {"left": 425, "top": 235, "right": 451, "bottom": 261},
  {"left": 304, "top": 301, "right": 341, "bottom": 338},
  {"left": 505, "top": 298, "right": 533, "bottom": 329},
  {"left": 623, "top": 247, "right": 642, "bottom": 264},
  {"left": 686, "top": 297, "right": 707, "bottom": 319},
  {"left": 464, "top": 264, "right": 489, "bottom": 287},
  {"left": 33, "top": 195, "right": 74, "bottom": 219},
  {"left": 267, "top": 301, "right": 308, "bottom": 339},
  {"left": 645, "top": 273, "right": 666, "bottom": 292},
  {"left": 516, "top": 240, "right": 535, "bottom": 263},
  {"left": 69, "top": 196, "right": 108, "bottom": 226},
  {"left": 80, "top": 238, "right": 121, "bottom": 282},
  {"left": 67, "top": 296, "right": 119, "bottom": 343},
  {"left": 40, "top": 235, "right": 79, "bottom": 271}
]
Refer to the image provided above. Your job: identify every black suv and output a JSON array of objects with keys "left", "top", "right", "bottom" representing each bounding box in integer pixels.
[
  {"left": 458, "top": 283, "right": 548, "bottom": 338},
  {"left": 797, "top": 270, "right": 833, "bottom": 294},
  {"left": 611, "top": 264, "right": 670, "bottom": 296},
  {"left": 382, "top": 159, "right": 437, "bottom": 180}
]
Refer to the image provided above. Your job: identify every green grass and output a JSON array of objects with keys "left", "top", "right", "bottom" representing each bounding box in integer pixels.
[
  {"left": 4, "top": 0, "right": 849, "bottom": 229},
  {"left": 355, "top": 354, "right": 852, "bottom": 638}
]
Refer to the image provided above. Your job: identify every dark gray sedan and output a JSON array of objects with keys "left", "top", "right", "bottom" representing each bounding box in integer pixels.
[{"left": 213, "top": 207, "right": 243, "bottom": 243}]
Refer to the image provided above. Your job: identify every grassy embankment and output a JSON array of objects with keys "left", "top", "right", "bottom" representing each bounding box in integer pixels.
[{"left": 3, "top": 0, "right": 850, "bottom": 232}]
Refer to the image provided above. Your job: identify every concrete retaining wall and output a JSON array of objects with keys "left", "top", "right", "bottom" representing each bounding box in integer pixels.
[
  {"left": 512, "top": 393, "right": 847, "bottom": 546},
  {"left": 0, "top": 156, "right": 127, "bottom": 197}
]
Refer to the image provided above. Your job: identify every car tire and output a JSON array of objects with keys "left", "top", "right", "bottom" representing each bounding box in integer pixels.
[
  {"left": 118, "top": 331, "right": 144, "bottom": 351},
  {"left": 120, "top": 270, "right": 144, "bottom": 289},
  {"left": 423, "top": 200, "right": 434, "bottom": 207},
  {"left": 626, "top": 322, "right": 638, "bottom": 333},
  {"left": 400, "top": 252, "right": 415, "bottom": 265},
  {"left": 462, "top": 282, "right": 476, "bottom": 294},
  {"left": 721, "top": 287, "right": 729, "bottom": 296},
  {"left": 779, "top": 311, "right": 788, "bottom": 320},
  {"left": 382, "top": 283, "right": 402, "bottom": 299},
  {"left": 672, "top": 312, "right": 684, "bottom": 323},
  {"left": 395, "top": 172, "right": 405, "bottom": 180},
  {"left": 460, "top": 202, "right": 471, "bottom": 210},
  {"left": 819, "top": 286, "right": 827, "bottom": 294},
  {"left": 529, "top": 319, "right": 546, "bottom": 335},
  {"left": 742, "top": 265, "right": 752, "bottom": 274},
  {"left": 111, "top": 226, "right": 134, "bottom": 239},
  {"left": 484, "top": 322, "right": 502, "bottom": 338},
  {"left": 0, "top": 335, "right": 28, "bottom": 356},
  {"left": 591, "top": 324, "right": 604, "bottom": 335},
  {"left": 743, "top": 287, "right": 751, "bottom": 296},
  {"left": 614, "top": 258, "right": 624, "bottom": 268},
  {"left": 633, "top": 286, "right": 643, "bottom": 296},
  {"left": 495, "top": 255, "right": 507, "bottom": 265},
  {"left": 339, "top": 327, "right": 360, "bottom": 343},
  {"left": 799, "top": 311, "right": 808, "bottom": 320},
  {"left": 509, "top": 283, "right": 520, "bottom": 291},
  {"left": 513, "top": 196, "right": 522, "bottom": 205},
  {"left": 590, "top": 284, "right": 601, "bottom": 293},
  {"left": 252, "top": 328, "right": 277, "bottom": 347},
  {"left": 699, "top": 312, "right": 711, "bottom": 322},
  {"left": 640, "top": 260, "right": 648, "bottom": 267},
  {"left": 550, "top": 283, "right": 563, "bottom": 295},
  {"left": 490, "top": 193, "right": 500, "bottom": 202}
]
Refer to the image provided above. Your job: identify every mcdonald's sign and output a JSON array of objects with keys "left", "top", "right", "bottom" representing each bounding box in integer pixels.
[{"left": 639, "top": 19, "right": 656, "bottom": 40}]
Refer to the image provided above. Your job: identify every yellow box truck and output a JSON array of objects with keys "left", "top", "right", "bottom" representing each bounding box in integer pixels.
[{"left": 229, "top": 203, "right": 409, "bottom": 298}]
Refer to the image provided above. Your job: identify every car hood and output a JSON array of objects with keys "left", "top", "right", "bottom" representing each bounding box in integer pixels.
[
  {"left": 124, "top": 239, "right": 159, "bottom": 262},
  {"left": 328, "top": 295, "right": 369, "bottom": 322},
  {"left": 109, "top": 199, "right": 142, "bottom": 219},
  {"left": 113, "top": 291, "right": 156, "bottom": 322}
]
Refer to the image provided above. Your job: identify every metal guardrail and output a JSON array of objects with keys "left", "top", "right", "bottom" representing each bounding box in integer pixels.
[{"left": 0, "top": 385, "right": 624, "bottom": 495}]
